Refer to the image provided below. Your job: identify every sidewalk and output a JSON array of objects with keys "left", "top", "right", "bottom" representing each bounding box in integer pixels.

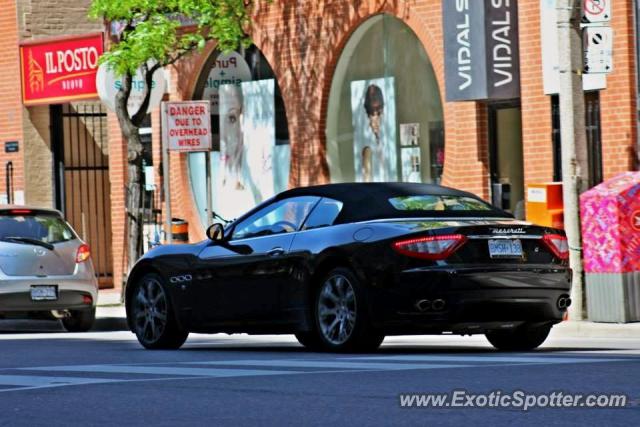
[
  {"left": 552, "top": 319, "right": 640, "bottom": 339},
  {"left": 95, "top": 290, "right": 127, "bottom": 331},
  {"left": 97, "top": 289, "right": 123, "bottom": 306}
]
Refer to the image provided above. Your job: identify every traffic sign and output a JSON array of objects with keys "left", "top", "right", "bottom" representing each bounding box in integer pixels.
[
  {"left": 582, "top": 0, "right": 611, "bottom": 23},
  {"left": 163, "top": 101, "right": 212, "bottom": 152},
  {"left": 583, "top": 26, "right": 613, "bottom": 74}
]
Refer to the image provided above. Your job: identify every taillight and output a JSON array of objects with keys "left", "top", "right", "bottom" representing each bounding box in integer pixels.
[
  {"left": 392, "top": 234, "right": 467, "bottom": 260},
  {"left": 542, "top": 234, "right": 569, "bottom": 260},
  {"left": 76, "top": 244, "right": 91, "bottom": 263}
]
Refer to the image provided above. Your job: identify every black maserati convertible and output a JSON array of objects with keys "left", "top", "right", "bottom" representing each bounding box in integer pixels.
[{"left": 125, "top": 183, "right": 572, "bottom": 352}]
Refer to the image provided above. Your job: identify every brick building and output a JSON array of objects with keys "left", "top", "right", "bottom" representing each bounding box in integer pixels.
[{"left": 1, "top": 0, "right": 638, "bottom": 294}]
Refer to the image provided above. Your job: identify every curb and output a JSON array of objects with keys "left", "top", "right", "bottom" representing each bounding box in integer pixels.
[
  {"left": 97, "top": 290, "right": 123, "bottom": 307},
  {"left": 551, "top": 320, "right": 640, "bottom": 339},
  {"left": 95, "top": 305, "right": 127, "bottom": 331}
]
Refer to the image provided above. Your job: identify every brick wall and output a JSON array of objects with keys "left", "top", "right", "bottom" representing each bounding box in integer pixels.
[
  {"left": 518, "top": 0, "right": 638, "bottom": 185},
  {"left": 519, "top": 0, "right": 554, "bottom": 185},
  {"left": 149, "top": 1, "right": 491, "bottom": 248},
  {"left": 22, "top": 105, "right": 53, "bottom": 206},
  {"left": 17, "top": 0, "right": 101, "bottom": 40},
  {"left": 600, "top": 0, "right": 638, "bottom": 178},
  {"left": 107, "top": 111, "right": 127, "bottom": 289},
  {"left": 14, "top": 0, "right": 104, "bottom": 209},
  {"left": 260, "top": 0, "right": 489, "bottom": 195},
  {"left": 0, "top": 0, "right": 25, "bottom": 202}
]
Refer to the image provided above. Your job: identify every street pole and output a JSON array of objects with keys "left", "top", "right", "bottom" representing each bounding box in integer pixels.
[
  {"left": 557, "top": 0, "right": 588, "bottom": 320},
  {"left": 161, "top": 102, "right": 173, "bottom": 244},
  {"left": 205, "top": 151, "right": 213, "bottom": 226}
]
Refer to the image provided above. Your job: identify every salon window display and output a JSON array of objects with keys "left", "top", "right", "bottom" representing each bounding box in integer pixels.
[
  {"left": 351, "top": 78, "right": 398, "bottom": 182},
  {"left": 216, "top": 79, "right": 280, "bottom": 221},
  {"left": 325, "top": 14, "right": 445, "bottom": 185},
  {"left": 189, "top": 46, "right": 290, "bottom": 226}
]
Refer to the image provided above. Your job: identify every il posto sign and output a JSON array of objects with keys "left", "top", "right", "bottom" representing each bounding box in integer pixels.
[
  {"left": 442, "top": 0, "right": 521, "bottom": 101},
  {"left": 19, "top": 33, "right": 104, "bottom": 105}
]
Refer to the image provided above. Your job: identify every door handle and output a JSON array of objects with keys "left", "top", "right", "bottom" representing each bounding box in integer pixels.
[{"left": 267, "top": 247, "right": 285, "bottom": 257}]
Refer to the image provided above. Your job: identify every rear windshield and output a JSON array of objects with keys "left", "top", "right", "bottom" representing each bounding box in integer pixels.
[
  {"left": 0, "top": 213, "right": 76, "bottom": 244},
  {"left": 388, "top": 195, "right": 495, "bottom": 212}
]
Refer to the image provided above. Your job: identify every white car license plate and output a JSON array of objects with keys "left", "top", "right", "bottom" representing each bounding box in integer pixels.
[
  {"left": 30, "top": 285, "right": 58, "bottom": 301},
  {"left": 488, "top": 239, "right": 523, "bottom": 258}
]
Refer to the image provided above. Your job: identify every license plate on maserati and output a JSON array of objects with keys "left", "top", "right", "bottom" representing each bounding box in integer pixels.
[
  {"left": 30, "top": 285, "right": 58, "bottom": 301},
  {"left": 488, "top": 239, "right": 523, "bottom": 258}
]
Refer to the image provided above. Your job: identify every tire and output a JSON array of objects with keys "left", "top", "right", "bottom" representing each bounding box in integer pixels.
[
  {"left": 62, "top": 307, "right": 96, "bottom": 332},
  {"left": 294, "top": 331, "right": 322, "bottom": 351},
  {"left": 130, "top": 273, "right": 189, "bottom": 350},
  {"left": 485, "top": 324, "right": 551, "bottom": 351},
  {"left": 310, "top": 267, "right": 384, "bottom": 353}
]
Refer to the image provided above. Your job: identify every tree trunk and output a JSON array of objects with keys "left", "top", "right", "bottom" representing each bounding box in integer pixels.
[
  {"left": 126, "top": 132, "right": 145, "bottom": 273},
  {"left": 113, "top": 72, "right": 145, "bottom": 283}
]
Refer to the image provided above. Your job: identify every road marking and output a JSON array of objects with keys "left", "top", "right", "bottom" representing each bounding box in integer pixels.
[
  {"left": 0, "top": 374, "right": 117, "bottom": 387},
  {"left": 20, "top": 365, "right": 302, "bottom": 378},
  {"left": 349, "top": 355, "right": 623, "bottom": 364},
  {"left": 1, "top": 352, "right": 632, "bottom": 394},
  {"left": 189, "top": 360, "right": 472, "bottom": 371}
]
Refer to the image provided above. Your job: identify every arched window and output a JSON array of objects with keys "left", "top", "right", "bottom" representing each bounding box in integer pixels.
[
  {"left": 188, "top": 46, "right": 290, "bottom": 224},
  {"left": 325, "top": 15, "right": 444, "bottom": 184}
]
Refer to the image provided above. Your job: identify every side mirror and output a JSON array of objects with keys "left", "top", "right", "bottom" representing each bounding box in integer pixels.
[{"left": 206, "top": 223, "right": 225, "bottom": 242}]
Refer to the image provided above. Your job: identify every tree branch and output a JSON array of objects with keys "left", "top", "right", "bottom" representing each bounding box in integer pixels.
[{"left": 131, "top": 61, "right": 162, "bottom": 126}]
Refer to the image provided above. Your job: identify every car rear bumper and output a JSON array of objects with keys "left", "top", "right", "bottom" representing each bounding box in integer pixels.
[
  {"left": 0, "top": 273, "right": 98, "bottom": 313},
  {"left": 370, "top": 265, "right": 572, "bottom": 333}
]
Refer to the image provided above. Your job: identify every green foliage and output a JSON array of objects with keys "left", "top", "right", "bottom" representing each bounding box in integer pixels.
[{"left": 89, "top": 0, "right": 255, "bottom": 75}]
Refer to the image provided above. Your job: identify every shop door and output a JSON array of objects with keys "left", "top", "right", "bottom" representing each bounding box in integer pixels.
[
  {"left": 52, "top": 104, "right": 114, "bottom": 289},
  {"left": 550, "top": 93, "right": 603, "bottom": 188},
  {"left": 488, "top": 103, "right": 525, "bottom": 218}
]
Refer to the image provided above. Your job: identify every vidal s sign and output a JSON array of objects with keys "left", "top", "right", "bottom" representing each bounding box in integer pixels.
[{"left": 442, "top": 0, "right": 521, "bottom": 101}]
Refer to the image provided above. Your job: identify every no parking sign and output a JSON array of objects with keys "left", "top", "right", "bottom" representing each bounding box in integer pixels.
[{"left": 582, "top": 0, "right": 611, "bottom": 23}]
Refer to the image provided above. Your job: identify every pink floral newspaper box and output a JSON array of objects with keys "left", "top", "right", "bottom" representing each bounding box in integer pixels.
[{"left": 580, "top": 172, "right": 640, "bottom": 322}]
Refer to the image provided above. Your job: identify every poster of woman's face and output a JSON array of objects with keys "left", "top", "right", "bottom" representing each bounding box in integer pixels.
[
  {"left": 217, "top": 80, "right": 276, "bottom": 220},
  {"left": 219, "top": 84, "right": 244, "bottom": 190},
  {"left": 350, "top": 77, "right": 398, "bottom": 182}
]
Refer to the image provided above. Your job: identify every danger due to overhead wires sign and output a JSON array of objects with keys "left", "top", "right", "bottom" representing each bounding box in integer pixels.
[{"left": 163, "top": 100, "right": 212, "bottom": 152}]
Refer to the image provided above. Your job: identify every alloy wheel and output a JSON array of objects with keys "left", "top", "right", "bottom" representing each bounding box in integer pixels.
[
  {"left": 317, "top": 274, "right": 357, "bottom": 345},
  {"left": 133, "top": 278, "right": 168, "bottom": 344}
]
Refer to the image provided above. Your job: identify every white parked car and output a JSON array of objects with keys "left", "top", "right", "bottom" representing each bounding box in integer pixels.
[{"left": 0, "top": 206, "right": 98, "bottom": 331}]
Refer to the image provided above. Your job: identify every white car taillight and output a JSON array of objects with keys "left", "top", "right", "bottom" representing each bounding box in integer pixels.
[
  {"left": 542, "top": 234, "right": 569, "bottom": 260},
  {"left": 392, "top": 234, "right": 467, "bottom": 260},
  {"left": 76, "top": 244, "right": 91, "bottom": 263}
]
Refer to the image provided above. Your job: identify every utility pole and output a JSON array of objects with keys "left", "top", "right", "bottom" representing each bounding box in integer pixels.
[{"left": 557, "top": 0, "right": 588, "bottom": 320}]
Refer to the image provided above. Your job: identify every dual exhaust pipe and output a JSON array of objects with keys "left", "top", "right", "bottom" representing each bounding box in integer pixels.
[
  {"left": 416, "top": 299, "right": 446, "bottom": 312},
  {"left": 416, "top": 296, "right": 570, "bottom": 312},
  {"left": 557, "top": 296, "right": 572, "bottom": 310}
]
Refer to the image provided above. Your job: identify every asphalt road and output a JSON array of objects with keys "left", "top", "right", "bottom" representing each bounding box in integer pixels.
[{"left": 0, "top": 319, "right": 639, "bottom": 426}]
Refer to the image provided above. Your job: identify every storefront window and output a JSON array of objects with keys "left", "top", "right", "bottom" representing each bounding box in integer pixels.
[
  {"left": 325, "top": 15, "right": 444, "bottom": 184},
  {"left": 189, "top": 46, "right": 290, "bottom": 225}
]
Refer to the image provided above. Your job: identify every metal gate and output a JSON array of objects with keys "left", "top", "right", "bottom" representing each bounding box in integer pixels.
[{"left": 52, "top": 103, "right": 113, "bottom": 289}]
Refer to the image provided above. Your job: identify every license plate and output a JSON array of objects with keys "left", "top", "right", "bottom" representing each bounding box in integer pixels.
[
  {"left": 30, "top": 285, "right": 58, "bottom": 301},
  {"left": 488, "top": 239, "right": 523, "bottom": 258}
]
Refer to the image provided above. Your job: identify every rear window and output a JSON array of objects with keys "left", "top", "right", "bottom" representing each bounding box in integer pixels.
[
  {"left": 388, "top": 195, "right": 494, "bottom": 212},
  {"left": 0, "top": 212, "right": 76, "bottom": 244}
]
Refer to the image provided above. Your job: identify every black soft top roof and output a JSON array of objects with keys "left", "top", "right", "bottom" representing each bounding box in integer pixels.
[{"left": 277, "top": 182, "right": 510, "bottom": 224}]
